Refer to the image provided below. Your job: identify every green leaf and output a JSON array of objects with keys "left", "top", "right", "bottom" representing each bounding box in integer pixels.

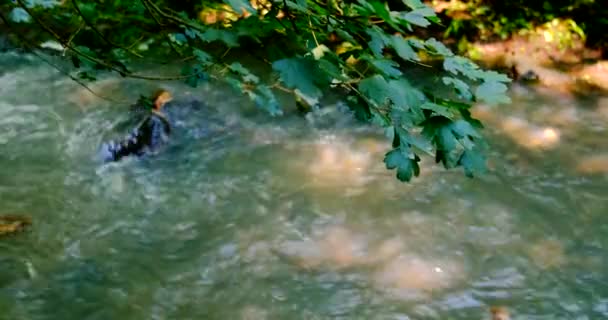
[
  {"left": 475, "top": 81, "right": 511, "bottom": 105},
  {"left": 181, "top": 65, "right": 209, "bottom": 88},
  {"left": 371, "top": 108, "right": 390, "bottom": 127},
  {"left": 459, "top": 109, "right": 484, "bottom": 129},
  {"left": 254, "top": 85, "right": 282, "bottom": 116},
  {"left": 369, "top": 59, "right": 402, "bottom": 78},
  {"left": 408, "top": 104, "right": 426, "bottom": 125},
  {"left": 224, "top": 0, "right": 257, "bottom": 15},
  {"left": 442, "top": 77, "right": 472, "bottom": 100},
  {"left": 346, "top": 95, "right": 371, "bottom": 121},
  {"left": 425, "top": 38, "right": 453, "bottom": 56},
  {"left": 193, "top": 49, "right": 213, "bottom": 66},
  {"left": 438, "top": 124, "right": 458, "bottom": 153},
  {"left": 395, "top": 126, "right": 434, "bottom": 155},
  {"left": 386, "top": 78, "right": 424, "bottom": 110},
  {"left": 359, "top": 75, "right": 390, "bottom": 106},
  {"left": 9, "top": 8, "right": 31, "bottom": 23},
  {"left": 366, "top": 26, "right": 389, "bottom": 58},
  {"left": 443, "top": 56, "right": 480, "bottom": 79},
  {"left": 184, "top": 28, "right": 198, "bottom": 39},
  {"left": 286, "top": 0, "right": 308, "bottom": 11},
  {"left": 229, "top": 62, "right": 259, "bottom": 83},
  {"left": 478, "top": 70, "right": 511, "bottom": 83},
  {"left": 28, "top": 0, "right": 61, "bottom": 8},
  {"left": 199, "top": 29, "right": 239, "bottom": 47},
  {"left": 400, "top": 8, "right": 434, "bottom": 27},
  {"left": 224, "top": 76, "right": 243, "bottom": 91},
  {"left": 384, "top": 147, "right": 420, "bottom": 182},
  {"left": 420, "top": 102, "right": 454, "bottom": 118},
  {"left": 391, "top": 35, "right": 419, "bottom": 61},
  {"left": 170, "top": 33, "right": 188, "bottom": 45},
  {"left": 318, "top": 57, "right": 346, "bottom": 81},
  {"left": 458, "top": 149, "right": 486, "bottom": 178},
  {"left": 335, "top": 29, "right": 356, "bottom": 44},
  {"left": 359, "top": 76, "right": 424, "bottom": 110},
  {"left": 451, "top": 119, "right": 481, "bottom": 139},
  {"left": 272, "top": 57, "right": 323, "bottom": 99},
  {"left": 368, "top": 0, "right": 402, "bottom": 31},
  {"left": 407, "top": 38, "right": 425, "bottom": 49},
  {"left": 444, "top": 57, "right": 511, "bottom": 84},
  {"left": 390, "top": 108, "right": 413, "bottom": 128},
  {"left": 402, "top": 0, "right": 427, "bottom": 10}
]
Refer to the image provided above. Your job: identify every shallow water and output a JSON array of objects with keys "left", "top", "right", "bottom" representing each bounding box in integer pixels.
[{"left": 1, "top": 52, "right": 607, "bottom": 320}]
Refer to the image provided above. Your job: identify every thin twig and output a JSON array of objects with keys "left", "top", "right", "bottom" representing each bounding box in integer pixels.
[
  {"left": 64, "top": 20, "right": 85, "bottom": 56},
  {"left": 0, "top": 11, "right": 127, "bottom": 104},
  {"left": 273, "top": 15, "right": 289, "bottom": 30},
  {"left": 139, "top": 0, "right": 165, "bottom": 27},
  {"left": 71, "top": 0, "right": 144, "bottom": 57},
  {"left": 282, "top": 0, "right": 299, "bottom": 33},
  {"left": 66, "top": 21, "right": 85, "bottom": 47},
  {"left": 270, "top": 82, "right": 293, "bottom": 93},
  {"left": 15, "top": 0, "right": 199, "bottom": 81},
  {"left": 141, "top": 0, "right": 205, "bottom": 32},
  {"left": 126, "top": 35, "right": 145, "bottom": 50},
  {"left": 308, "top": 15, "right": 319, "bottom": 46},
  {"left": 221, "top": 47, "right": 231, "bottom": 59}
]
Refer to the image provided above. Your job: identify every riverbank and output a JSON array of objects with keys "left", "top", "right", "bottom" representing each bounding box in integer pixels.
[{"left": 426, "top": 0, "right": 607, "bottom": 97}]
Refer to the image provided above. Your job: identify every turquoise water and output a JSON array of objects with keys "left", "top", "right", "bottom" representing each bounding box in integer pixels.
[{"left": 0, "top": 52, "right": 607, "bottom": 319}]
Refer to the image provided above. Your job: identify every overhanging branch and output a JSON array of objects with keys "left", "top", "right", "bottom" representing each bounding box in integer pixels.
[
  {"left": 14, "top": 0, "right": 199, "bottom": 81},
  {"left": 71, "top": 0, "right": 144, "bottom": 58}
]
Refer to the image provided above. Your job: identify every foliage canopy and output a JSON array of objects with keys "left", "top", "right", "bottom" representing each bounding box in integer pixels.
[{"left": 1, "top": 0, "right": 512, "bottom": 182}]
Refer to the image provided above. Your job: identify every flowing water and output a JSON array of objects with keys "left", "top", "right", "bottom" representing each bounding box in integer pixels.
[{"left": 1, "top": 52, "right": 607, "bottom": 320}]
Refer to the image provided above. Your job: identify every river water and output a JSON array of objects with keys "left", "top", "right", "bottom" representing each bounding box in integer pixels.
[{"left": 1, "top": 52, "right": 607, "bottom": 320}]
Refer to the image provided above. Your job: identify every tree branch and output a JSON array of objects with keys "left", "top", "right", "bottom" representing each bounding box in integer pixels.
[
  {"left": 71, "top": 0, "right": 144, "bottom": 58},
  {"left": 139, "top": 0, "right": 165, "bottom": 27},
  {"left": 140, "top": 0, "right": 206, "bottom": 32},
  {"left": 283, "top": 0, "right": 299, "bottom": 33},
  {"left": 14, "top": 0, "right": 198, "bottom": 81},
  {"left": 0, "top": 10, "right": 127, "bottom": 104}
]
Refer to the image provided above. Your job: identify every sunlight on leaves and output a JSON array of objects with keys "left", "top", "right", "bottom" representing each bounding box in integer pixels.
[
  {"left": 475, "top": 81, "right": 511, "bottom": 105},
  {"left": 273, "top": 57, "right": 324, "bottom": 99}
]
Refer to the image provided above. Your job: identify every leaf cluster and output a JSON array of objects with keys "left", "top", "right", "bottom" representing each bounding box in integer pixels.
[{"left": 2, "top": 0, "right": 513, "bottom": 182}]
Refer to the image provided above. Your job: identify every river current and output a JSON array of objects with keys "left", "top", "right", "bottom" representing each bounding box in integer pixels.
[{"left": 1, "top": 52, "right": 607, "bottom": 319}]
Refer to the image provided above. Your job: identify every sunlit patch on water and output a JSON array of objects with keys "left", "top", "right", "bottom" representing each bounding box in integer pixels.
[
  {"left": 240, "top": 305, "right": 269, "bottom": 320},
  {"left": 526, "top": 238, "right": 566, "bottom": 270},
  {"left": 373, "top": 255, "right": 464, "bottom": 297},
  {"left": 274, "top": 220, "right": 467, "bottom": 301},
  {"left": 474, "top": 109, "right": 562, "bottom": 150},
  {"left": 275, "top": 225, "right": 367, "bottom": 270},
  {"left": 576, "top": 154, "right": 608, "bottom": 174},
  {"left": 306, "top": 135, "right": 377, "bottom": 187}
]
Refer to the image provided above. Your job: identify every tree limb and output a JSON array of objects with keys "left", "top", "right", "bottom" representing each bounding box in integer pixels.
[
  {"left": 71, "top": 0, "right": 144, "bottom": 58},
  {"left": 0, "top": 10, "right": 127, "bottom": 104},
  {"left": 282, "top": 0, "right": 300, "bottom": 33},
  {"left": 14, "top": 0, "right": 198, "bottom": 81},
  {"left": 140, "top": 0, "right": 206, "bottom": 32},
  {"left": 139, "top": 0, "right": 165, "bottom": 27}
]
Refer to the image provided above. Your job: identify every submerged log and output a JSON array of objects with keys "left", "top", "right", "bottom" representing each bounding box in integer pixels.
[{"left": 0, "top": 215, "right": 32, "bottom": 237}]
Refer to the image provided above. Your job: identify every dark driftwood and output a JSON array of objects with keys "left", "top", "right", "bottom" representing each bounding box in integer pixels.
[{"left": 0, "top": 215, "right": 32, "bottom": 237}]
